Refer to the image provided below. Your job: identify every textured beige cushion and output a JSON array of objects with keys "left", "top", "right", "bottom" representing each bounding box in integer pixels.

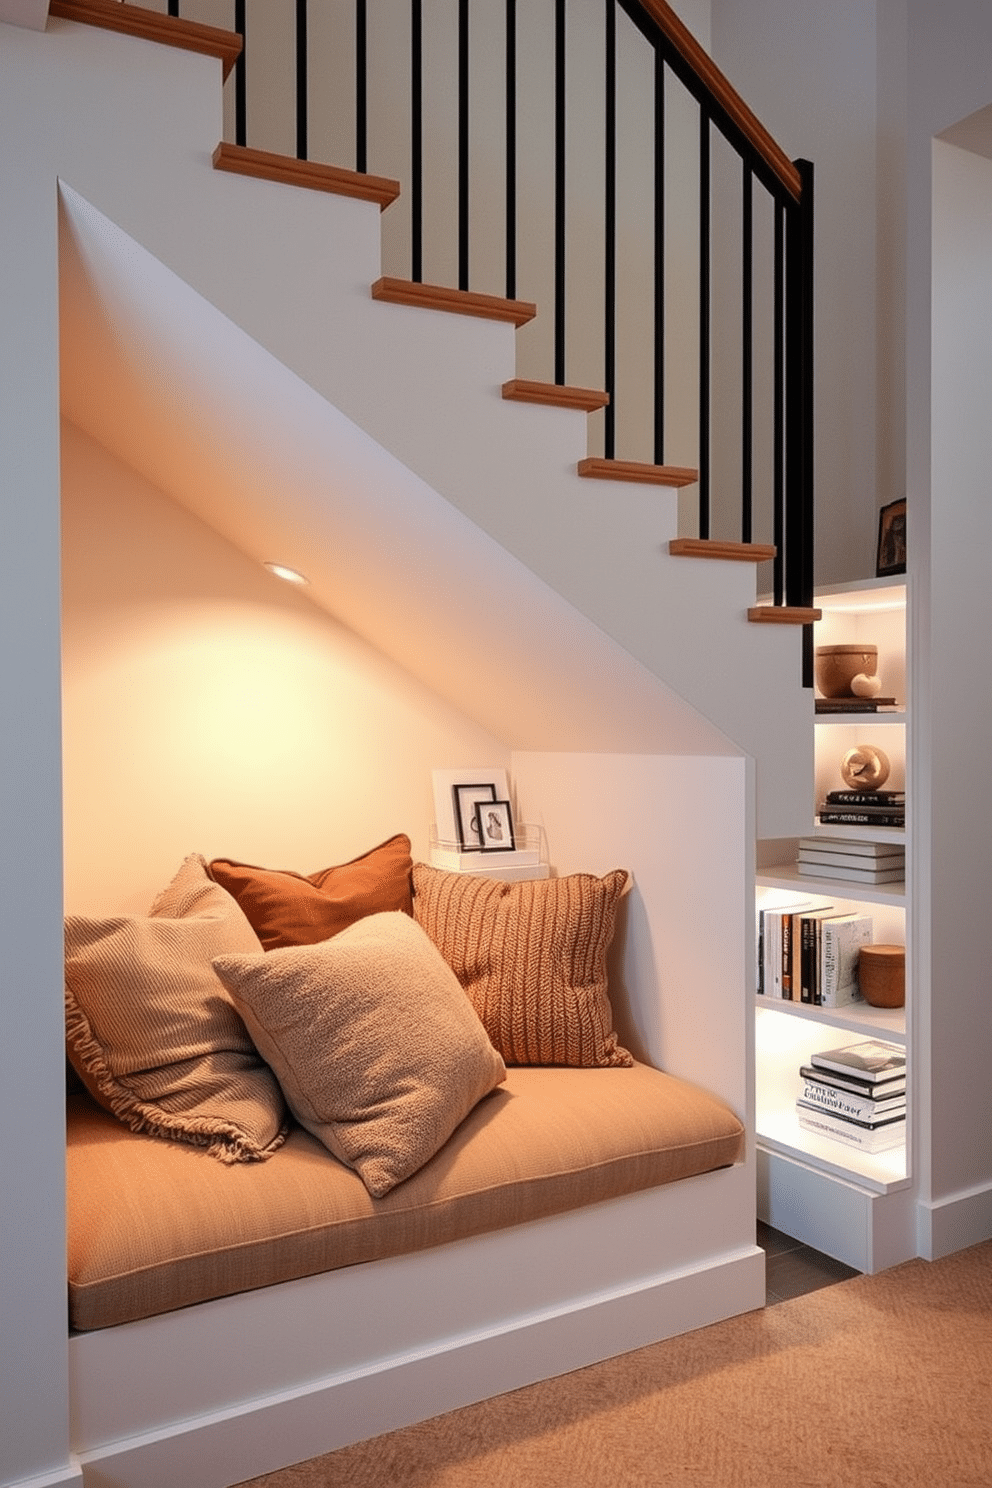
[
  {"left": 64, "top": 854, "right": 288, "bottom": 1164},
  {"left": 66, "top": 1062, "right": 745, "bottom": 1331},
  {"left": 212, "top": 911, "right": 507, "bottom": 1197},
  {"left": 412, "top": 863, "right": 633, "bottom": 1067}
]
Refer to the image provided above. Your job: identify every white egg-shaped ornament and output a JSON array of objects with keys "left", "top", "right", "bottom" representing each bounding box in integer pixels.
[{"left": 851, "top": 672, "right": 882, "bottom": 698}]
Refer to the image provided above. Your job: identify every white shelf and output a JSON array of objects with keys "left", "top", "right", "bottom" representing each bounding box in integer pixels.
[
  {"left": 754, "top": 992, "right": 905, "bottom": 1042},
  {"left": 758, "top": 861, "right": 905, "bottom": 908},
  {"left": 757, "top": 1116, "right": 907, "bottom": 1193},
  {"left": 815, "top": 709, "right": 905, "bottom": 726}
]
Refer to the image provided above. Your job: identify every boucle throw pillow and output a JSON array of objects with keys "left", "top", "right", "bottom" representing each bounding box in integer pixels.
[
  {"left": 212, "top": 911, "right": 506, "bottom": 1197},
  {"left": 412, "top": 863, "right": 633, "bottom": 1068},
  {"left": 208, "top": 834, "right": 413, "bottom": 950},
  {"left": 64, "top": 854, "right": 288, "bottom": 1163}
]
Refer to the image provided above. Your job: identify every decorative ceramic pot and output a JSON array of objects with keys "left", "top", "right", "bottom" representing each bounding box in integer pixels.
[
  {"left": 814, "top": 644, "right": 878, "bottom": 698},
  {"left": 859, "top": 944, "right": 905, "bottom": 1008}
]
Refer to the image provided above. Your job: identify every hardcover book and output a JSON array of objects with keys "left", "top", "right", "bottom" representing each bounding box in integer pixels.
[
  {"left": 819, "top": 915, "right": 872, "bottom": 1007},
  {"left": 798, "top": 1062, "right": 906, "bottom": 1099},
  {"left": 799, "top": 1078, "right": 906, "bottom": 1121},
  {"left": 798, "top": 837, "right": 904, "bottom": 859},
  {"left": 809, "top": 1039, "right": 906, "bottom": 1083},
  {"left": 796, "top": 1104, "right": 906, "bottom": 1153}
]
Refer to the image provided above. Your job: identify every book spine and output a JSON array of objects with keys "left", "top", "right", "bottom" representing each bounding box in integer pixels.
[
  {"left": 824, "top": 790, "right": 905, "bottom": 806},
  {"left": 799, "top": 1064, "right": 904, "bottom": 1098},
  {"left": 797, "top": 1108, "right": 905, "bottom": 1152},
  {"left": 820, "top": 918, "right": 870, "bottom": 1007},
  {"left": 818, "top": 809, "right": 905, "bottom": 826},
  {"left": 799, "top": 1080, "right": 905, "bottom": 1120}
]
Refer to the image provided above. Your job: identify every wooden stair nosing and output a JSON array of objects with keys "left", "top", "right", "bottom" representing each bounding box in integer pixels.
[
  {"left": 49, "top": 0, "right": 242, "bottom": 80},
  {"left": 212, "top": 143, "right": 400, "bottom": 210},
  {"left": 371, "top": 277, "right": 537, "bottom": 327},
  {"left": 669, "top": 538, "right": 777, "bottom": 563},
  {"left": 502, "top": 379, "right": 610, "bottom": 412},
  {"left": 577, "top": 457, "right": 698, "bottom": 489},
  {"left": 747, "top": 605, "right": 822, "bottom": 625}
]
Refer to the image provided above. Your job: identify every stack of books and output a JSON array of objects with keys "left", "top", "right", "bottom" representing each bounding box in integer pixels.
[
  {"left": 757, "top": 901, "right": 871, "bottom": 1006},
  {"left": 797, "top": 1039, "right": 906, "bottom": 1152},
  {"left": 797, "top": 835, "right": 905, "bottom": 886},
  {"left": 817, "top": 788, "right": 905, "bottom": 829}
]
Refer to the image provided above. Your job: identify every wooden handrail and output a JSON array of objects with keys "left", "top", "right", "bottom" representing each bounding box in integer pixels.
[
  {"left": 634, "top": 0, "right": 801, "bottom": 203},
  {"left": 48, "top": 0, "right": 242, "bottom": 81}
]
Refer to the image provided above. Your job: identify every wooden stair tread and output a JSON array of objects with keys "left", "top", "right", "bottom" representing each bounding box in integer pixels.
[
  {"left": 372, "top": 278, "right": 537, "bottom": 327},
  {"left": 747, "top": 605, "right": 822, "bottom": 624},
  {"left": 669, "top": 538, "right": 777, "bottom": 563},
  {"left": 213, "top": 143, "right": 400, "bottom": 210},
  {"left": 502, "top": 380, "right": 609, "bottom": 412},
  {"left": 49, "top": 0, "right": 241, "bottom": 80},
  {"left": 578, "top": 458, "right": 698, "bottom": 489}
]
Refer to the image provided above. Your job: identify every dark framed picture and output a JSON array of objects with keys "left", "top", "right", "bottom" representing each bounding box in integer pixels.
[
  {"left": 478, "top": 799, "right": 515, "bottom": 852},
  {"left": 453, "top": 783, "right": 497, "bottom": 852},
  {"left": 876, "top": 497, "right": 906, "bottom": 577}
]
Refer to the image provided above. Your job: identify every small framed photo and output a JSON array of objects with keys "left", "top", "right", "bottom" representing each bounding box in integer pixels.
[
  {"left": 478, "top": 799, "right": 515, "bottom": 852},
  {"left": 876, "top": 497, "right": 906, "bottom": 577},
  {"left": 453, "top": 783, "right": 498, "bottom": 852}
]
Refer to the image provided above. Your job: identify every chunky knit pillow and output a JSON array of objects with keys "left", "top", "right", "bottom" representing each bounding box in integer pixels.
[
  {"left": 213, "top": 911, "right": 506, "bottom": 1197},
  {"left": 208, "top": 834, "right": 413, "bottom": 950},
  {"left": 412, "top": 863, "right": 632, "bottom": 1068},
  {"left": 64, "top": 854, "right": 287, "bottom": 1163}
]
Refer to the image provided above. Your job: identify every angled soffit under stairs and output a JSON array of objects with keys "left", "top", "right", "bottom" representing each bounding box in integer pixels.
[{"left": 58, "top": 182, "right": 735, "bottom": 761}]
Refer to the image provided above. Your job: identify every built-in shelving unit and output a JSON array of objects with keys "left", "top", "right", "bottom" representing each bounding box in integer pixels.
[{"left": 755, "top": 577, "right": 913, "bottom": 1273}]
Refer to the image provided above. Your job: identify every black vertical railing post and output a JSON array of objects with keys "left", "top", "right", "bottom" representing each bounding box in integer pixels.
[
  {"left": 355, "top": 0, "right": 367, "bottom": 174},
  {"left": 785, "top": 158, "right": 815, "bottom": 681},
  {"left": 410, "top": 0, "right": 423, "bottom": 283},
  {"left": 505, "top": 0, "right": 517, "bottom": 301},
  {"left": 458, "top": 0, "right": 470, "bottom": 291},
  {"left": 772, "top": 199, "right": 785, "bottom": 606},
  {"left": 653, "top": 49, "right": 665, "bottom": 466},
  {"left": 554, "top": 0, "right": 567, "bottom": 384},
  {"left": 603, "top": 0, "right": 617, "bottom": 458},
  {"left": 741, "top": 164, "right": 753, "bottom": 542},
  {"left": 296, "top": 0, "right": 308, "bottom": 160},
  {"left": 698, "top": 107, "right": 711, "bottom": 537},
  {"left": 234, "top": 0, "right": 246, "bottom": 148}
]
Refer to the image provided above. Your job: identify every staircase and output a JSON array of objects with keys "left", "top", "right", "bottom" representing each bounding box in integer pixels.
[{"left": 47, "top": 0, "right": 815, "bottom": 836}]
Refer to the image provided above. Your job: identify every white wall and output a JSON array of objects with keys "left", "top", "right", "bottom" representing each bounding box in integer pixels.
[
  {"left": 60, "top": 422, "right": 510, "bottom": 913},
  {"left": 710, "top": 0, "right": 882, "bottom": 588}
]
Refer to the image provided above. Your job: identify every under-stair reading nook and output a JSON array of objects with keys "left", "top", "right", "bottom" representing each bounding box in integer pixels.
[{"left": 4, "top": 5, "right": 829, "bottom": 1488}]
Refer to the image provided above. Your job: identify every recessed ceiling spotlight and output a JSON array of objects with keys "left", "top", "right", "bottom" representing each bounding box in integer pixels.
[{"left": 263, "top": 562, "right": 309, "bottom": 586}]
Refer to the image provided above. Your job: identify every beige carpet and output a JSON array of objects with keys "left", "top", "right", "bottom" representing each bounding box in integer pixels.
[{"left": 236, "top": 1240, "right": 992, "bottom": 1488}]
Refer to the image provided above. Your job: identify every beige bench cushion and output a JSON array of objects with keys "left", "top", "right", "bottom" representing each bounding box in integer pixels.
[{"left": 67, "top": 1062, "right": 744, "bottom": 1332}]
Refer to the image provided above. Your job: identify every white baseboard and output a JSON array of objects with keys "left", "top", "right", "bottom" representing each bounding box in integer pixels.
[
  {"left": 72, "top": 1247, "right": 763, "bottom": 1488},
  {"left": 917, "top": 1179, "right": 992, "bottom": 1260}
]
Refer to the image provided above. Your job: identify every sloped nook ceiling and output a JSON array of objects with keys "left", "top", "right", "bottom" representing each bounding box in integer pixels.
[{"left": 58, "top": 182, "right": 736, "bottom": 760}]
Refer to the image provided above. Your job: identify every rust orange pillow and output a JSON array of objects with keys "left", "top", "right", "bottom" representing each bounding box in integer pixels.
[
  {"left": 412, "top": 863, "right": 632, "bottom": 1068},
  {"left": 208, "top": 835, "right": 413, "bottom": 951}
]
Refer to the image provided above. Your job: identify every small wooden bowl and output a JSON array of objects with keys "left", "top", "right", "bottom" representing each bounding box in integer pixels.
[
  {"left": 815, "top": 643, "right": 878, "bottom": 698},
  {"left": 859, "top": 944, "right": 905, "bottom": 1008}
]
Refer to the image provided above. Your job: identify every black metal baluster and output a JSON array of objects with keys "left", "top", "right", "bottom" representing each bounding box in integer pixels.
[
  {"left": 234, "top": 0, "right": 246, "bottom": 148},
  {"left": 653, "top": 47, "right": 665, "bottom": 466},
  {"left": 355, "top": 0, "right": 367, "bottom": 174},
  {"left": 296, "top": 0, "right": 308, "bottom": 160},
  {"left": 505, "top": 0, "right": 517, "bottom": 301},
  {"left": 785, "top": 161, "right": 814, "bottom": 613},
  {"left": 773, "top": 197, "right": 785, "bottom": 606},
  {"left": 604, "top": 0, "right": 617, "bottom": 457},
  {"left": 411, "top": 0, "right": 423, "bottom": 282},
  {"left": 167, "top": 1, "right": 179, "bottom": 16},
  {"left": 554, "top": 0, "right": 567, "bottom": 383},
  {"left": 698, "top": 106, "right": 711, "bottom": 537},
  {"left": 741, "top": 164, "right": 753, "bottom": 541},
  {"left": 458, "top": 0, "right": 470, "bottom": 291}
]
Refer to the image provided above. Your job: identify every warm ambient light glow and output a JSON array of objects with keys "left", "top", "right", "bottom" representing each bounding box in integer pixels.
[{"left": 263, "top": 562, "right": 309, "bottom": 586}]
